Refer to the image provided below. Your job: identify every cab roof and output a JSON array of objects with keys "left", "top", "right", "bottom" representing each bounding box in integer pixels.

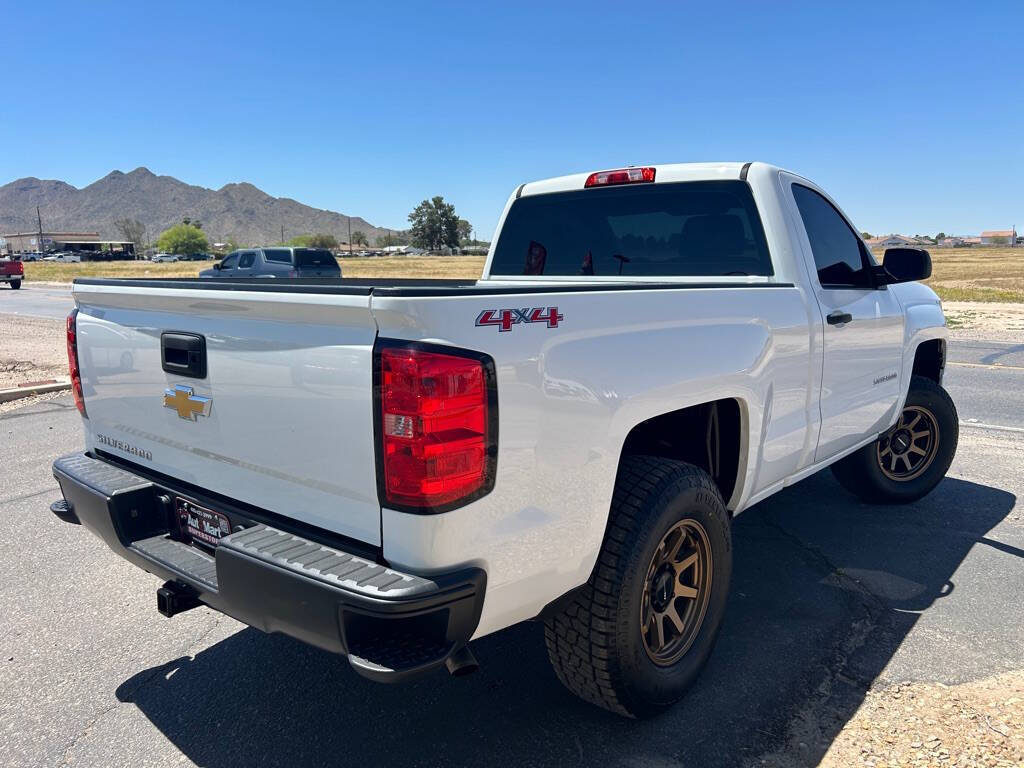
[{"left": 518, "top": 161, "right": 784, "bottom": 198}]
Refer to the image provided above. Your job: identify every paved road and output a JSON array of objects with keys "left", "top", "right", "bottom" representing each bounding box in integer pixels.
[
  {"left": 945, "top": 340, "right": 1024, "bottom": 428},
  {"left": 0, "top": 283, "right": 74, "bottom": 320},
  {"left": 1, "top": 372, "right": 1021, "bottom": 766}
]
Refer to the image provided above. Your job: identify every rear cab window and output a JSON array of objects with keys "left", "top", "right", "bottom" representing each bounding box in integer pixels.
[{"left": 489, "top": 180, "right": 773, "bottom": 277}]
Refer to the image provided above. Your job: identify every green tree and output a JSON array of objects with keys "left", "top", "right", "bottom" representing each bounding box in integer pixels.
[
  {"left": 351, "top": 231, "right": 368, "bottom": 246},
  {"left": 375, "top": 231, "right": 408, "bottom": 247},
  {"left": 308, "top": 233, "right": 339, "bottom": 249},
  {"left": 287, "top": 233, "right": 338, "bottom": 249},
  {"left": 860, "top": 231, "right": 873, "bottom": 240},
  {"left": 157, "top": 223, "right": 209, "bottom": 256},
  {"left": 457, "top": 219, "right": 473, "bottom": 245},
  {"left": 991, "top": 235, "right": 1009, "bottom": 245},
  {"left": 408, "top": 196, "right": 459, "bottom": 251},
  {"left": 936, "top": 232, "right": 946, "bottom": 241}
]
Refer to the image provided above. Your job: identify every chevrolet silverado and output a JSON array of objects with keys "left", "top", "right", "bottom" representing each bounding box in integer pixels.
[{"left": 50, "top": 162, "right": 956, "bottom": 717}]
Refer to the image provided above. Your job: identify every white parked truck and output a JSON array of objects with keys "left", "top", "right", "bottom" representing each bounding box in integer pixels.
[{"left": 51, "top": 162, "right": 956, "bottom": 717}]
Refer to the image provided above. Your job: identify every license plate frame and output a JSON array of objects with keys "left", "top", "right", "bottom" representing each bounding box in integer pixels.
[{"left": 176, "top": 497, "right": 232, "bottom": 546}]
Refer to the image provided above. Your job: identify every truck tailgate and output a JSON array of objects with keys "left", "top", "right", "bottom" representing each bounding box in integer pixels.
[{"left": 73, "top": 283, "right": 382, "bottom": 546}]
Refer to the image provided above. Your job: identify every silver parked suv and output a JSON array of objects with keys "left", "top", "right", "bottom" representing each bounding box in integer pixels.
[{"left": 200, "top": 247, "right": 342, "bottom": 278}]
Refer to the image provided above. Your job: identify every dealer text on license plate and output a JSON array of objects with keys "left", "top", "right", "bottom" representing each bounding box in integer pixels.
[{"left": 176, "top": 498, "right": 232, "bottom": 545}]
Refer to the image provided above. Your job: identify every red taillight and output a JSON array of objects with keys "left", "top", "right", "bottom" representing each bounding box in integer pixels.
[
  {"left": 66, "top": 309, "right": 87, "bottom": 417},
  {"left": 584, "top": 166, "right": 656, "bottom": 188},
  {"left": 377, "top": 343, "right": 496, "bottom": 512}
]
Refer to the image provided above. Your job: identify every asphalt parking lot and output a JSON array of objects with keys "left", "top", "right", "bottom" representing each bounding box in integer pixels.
[{"left": 1, "top": 342, "right": 1021, "bottom": 767}]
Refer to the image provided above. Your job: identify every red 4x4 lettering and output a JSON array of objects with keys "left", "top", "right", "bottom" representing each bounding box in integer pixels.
[{"left": 476, "top": 307, "right": 563, "bottom": 332}]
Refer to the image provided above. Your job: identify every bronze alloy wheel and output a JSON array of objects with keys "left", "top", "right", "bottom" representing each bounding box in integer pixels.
[
  {"left": 877, "top": 405, "right": 940, "bottom": 482},
  {"left": 641, "top": 519, "right": 713, "bottom": 666}
]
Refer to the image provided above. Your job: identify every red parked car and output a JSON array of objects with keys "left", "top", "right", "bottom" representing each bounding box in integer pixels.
[{"left": 1, "top": 257, "right": 24, "bottom": 289}]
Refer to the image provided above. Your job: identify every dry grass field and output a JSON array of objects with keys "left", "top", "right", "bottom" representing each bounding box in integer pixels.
[
  {"left": 21, "top": 248, "right": 1023, "bottom": 303},
  {"left": 23, "top": 254, "right": 489, "bottom": 283},
  {"left": 872, "top": 246, "right": 1024, "bottom": 303}
]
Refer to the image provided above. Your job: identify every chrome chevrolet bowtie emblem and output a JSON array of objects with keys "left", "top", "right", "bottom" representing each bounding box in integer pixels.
[{"left": 163, "top": 385, "right": 212, "bottom": 421}]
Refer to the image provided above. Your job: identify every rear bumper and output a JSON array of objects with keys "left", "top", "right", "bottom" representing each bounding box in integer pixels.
[{"left": 51, "top": 452, "right": 485, "bottom": 682}]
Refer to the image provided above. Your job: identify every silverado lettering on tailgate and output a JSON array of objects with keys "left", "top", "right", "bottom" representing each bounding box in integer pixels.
[{"left": 96, "top": 433, "right": 152, "bottom": 461}]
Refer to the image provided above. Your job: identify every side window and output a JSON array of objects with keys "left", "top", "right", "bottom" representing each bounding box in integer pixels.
[
  {"left": 220, "top": 253, "right": 239, "bottom": 269},
  {"left": 792, "top": 184, "right": 874, "bottom": 289},
  {"left": 239, "top": 252, "right": 255, "bottom": 268}
]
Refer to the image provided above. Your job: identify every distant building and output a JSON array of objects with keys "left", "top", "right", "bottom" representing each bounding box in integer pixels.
[
  {"left": 1, "top": 231, "right": 97, "bottom": 253},
  {"left": 379, "top": 245, "right": 424, "bottom": 255},
  {"left": 979, "top": 228, "right": 1016, "bottom": 246},
  {"left": 936, "top": 237, "right": 966, "bottom": 248},
  {"left": 864, "top": 234, "right": 920, "bottom": 248},
  {"left": 0, "top": 231, "right": 136, "bottom": 258}
]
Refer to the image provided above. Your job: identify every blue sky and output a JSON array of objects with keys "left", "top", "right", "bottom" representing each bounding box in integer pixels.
[{"left": 3, "top": 1, "right": 1021, "bottom": 240}]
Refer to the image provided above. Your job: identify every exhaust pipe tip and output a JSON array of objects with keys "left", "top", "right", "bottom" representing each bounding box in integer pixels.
[{"left": 445, "top": 644, "right": 479, "bottom": 678}]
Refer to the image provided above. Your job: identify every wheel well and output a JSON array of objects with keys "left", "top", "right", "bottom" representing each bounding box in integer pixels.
[
  {"left": 619, "top": 399, "right": 742, "bottom": 508},
  {"left": 912, "top": 339, "right": 945, "bottom": 384}
]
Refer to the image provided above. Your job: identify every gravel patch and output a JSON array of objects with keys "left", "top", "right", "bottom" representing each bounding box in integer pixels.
[
  {"left": 944, "top": 302, "right": 1024, "bottom": 343},
  {"left": 817, "top": 672, "right": 1023, "bottom": 767},
  {"left": 0, "top": 314, "right": 66, "bottom": 389}
]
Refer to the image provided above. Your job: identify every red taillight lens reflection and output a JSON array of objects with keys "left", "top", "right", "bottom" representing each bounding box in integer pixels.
[
  {"left": 378, "top": 345, "right": 494, "bottom": 511},
  {"left": 584, "top": 167, "right": 656, "bottom": 187},
  {"left": 66, "top": 309, "right": 87, "bottom": 417}
]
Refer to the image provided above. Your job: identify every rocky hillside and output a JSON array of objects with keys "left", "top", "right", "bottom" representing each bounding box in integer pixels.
[{"left": 0, "top": 168, "right": 397, "bottom": 246}]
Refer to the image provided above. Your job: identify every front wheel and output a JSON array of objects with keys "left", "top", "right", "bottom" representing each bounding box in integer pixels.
[
  {"left": 831, "top": 375, "right": 958, "bottom": 504},
  {"left": 544, "top": 456, "right": 731, "bottom": 718}
]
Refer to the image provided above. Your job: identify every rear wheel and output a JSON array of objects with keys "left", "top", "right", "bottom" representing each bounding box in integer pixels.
[
  {"left": 10, "top": 279, "right": 21, "bottom": 289},
  {"left": 831, "top": 375, "right": 958, "bottom": 504},
  {"left": 544, "top": 456, "right": 731, "bottom": 717}
]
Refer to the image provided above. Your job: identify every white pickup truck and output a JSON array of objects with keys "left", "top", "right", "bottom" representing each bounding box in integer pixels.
[{"left": 51, "top": 162, "right": 956, "bottom": 717}]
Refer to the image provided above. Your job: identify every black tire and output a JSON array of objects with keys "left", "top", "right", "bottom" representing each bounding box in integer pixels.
[
  {"left": 10, "top": 279, "right": 21, "bottom": 289},
  {"left": 831, "top": 375, "right": 958, "bottom": 504},
  {"left": 544, "top": 456, "right": 731, "bottom": 718}
]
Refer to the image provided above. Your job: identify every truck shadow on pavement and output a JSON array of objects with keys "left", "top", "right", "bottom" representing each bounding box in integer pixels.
[{"left": 115, "top": 472, "right": 1017, "bottom": 768}]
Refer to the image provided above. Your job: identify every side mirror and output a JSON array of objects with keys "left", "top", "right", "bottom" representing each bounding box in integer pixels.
[
  {"left": 880, "top": 247, "right": 931, "bottom": 284},
  {"left": 213, "top": 262, "right": 222, "bottom": 270}
]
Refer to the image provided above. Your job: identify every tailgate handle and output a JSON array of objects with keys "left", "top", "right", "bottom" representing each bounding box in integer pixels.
[{"left": 161, "top": 332, "right": 207, "bottom": 379}]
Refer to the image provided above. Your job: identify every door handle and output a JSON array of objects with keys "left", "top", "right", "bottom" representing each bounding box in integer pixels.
[{"left": 827, "top": 311, "right": 853, "bottom": 326}]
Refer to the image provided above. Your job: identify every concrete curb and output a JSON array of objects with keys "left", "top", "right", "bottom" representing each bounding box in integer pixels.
[{"left": 0, "top": 380, "right": 71, "bottom": 403}]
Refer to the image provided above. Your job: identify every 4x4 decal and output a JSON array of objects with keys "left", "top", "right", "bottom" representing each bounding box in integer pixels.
[{"left": 475, "top": 307, "right": 564, "bottom": 332}]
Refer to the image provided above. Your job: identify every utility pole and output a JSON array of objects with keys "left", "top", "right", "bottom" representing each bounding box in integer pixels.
[
  {"left": 281, "top": 224, "right": 284, "bottom": 244},
  {"left": 348, "top": 217, "right": 352, "bottom": 255},
  {"left": 36, "top": 206, "right": 44, "bottom": 253}
]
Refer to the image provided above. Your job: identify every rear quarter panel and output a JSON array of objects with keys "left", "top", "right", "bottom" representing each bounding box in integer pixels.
[{"left": 372, "top": 285, "right": 813, "bottom": 637}]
